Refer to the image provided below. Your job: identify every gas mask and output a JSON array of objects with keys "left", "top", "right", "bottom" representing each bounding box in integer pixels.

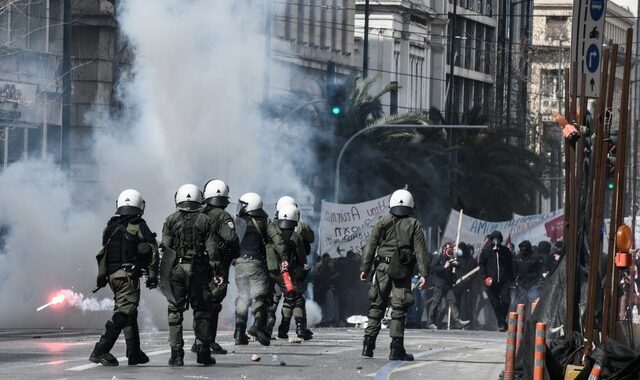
[{"left": 492, "top": 238, "right": 500, "bottom": 252}]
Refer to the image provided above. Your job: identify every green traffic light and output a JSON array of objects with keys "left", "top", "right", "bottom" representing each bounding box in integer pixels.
[
  {"left": 607, "top": 181, "right": 615, "bottom": 190},
  {"left": 331, "top": 106, "right": 341, "bottom": 115}
]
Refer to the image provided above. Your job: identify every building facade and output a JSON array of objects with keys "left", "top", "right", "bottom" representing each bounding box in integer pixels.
[
  {"left": 271, "top": 0, "right": 358, "bottom": 101},
  {"left": 352, "top": 0, "right": 446, "bottom": 114},
  {"left": 528, "top": 0, "right": 634, "bottom": 212},
  {"left": 0, "top": 1, "right": 64, "bottom": 169},
  {"left": 447, "top": 0, "right": 498, "bottom": 121},
  {"left": 0, "top": 0, "right": 118, "bottom": 184}
]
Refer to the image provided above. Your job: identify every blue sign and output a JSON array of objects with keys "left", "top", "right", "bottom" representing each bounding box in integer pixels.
[
  {"left": 586, "top": 44, "right": 600, "bottom": 73},
  {"left": 590, "top": 0, "right": 605, "bottom": 21}
]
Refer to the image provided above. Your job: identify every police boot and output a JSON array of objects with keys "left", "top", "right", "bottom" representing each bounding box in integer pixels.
[
  {"left": 277, "top": 318, "right": 290, "bottom": 339},
  {"left": 125, "top": 321, "right": 149, "bottom": 366},
  {"left": 295, "top": 318, "right": 313, "bottom": 341},
  {"left": 168, "top": 348, "right": 184, "bottom": 366},
  {"left": 361, "top": 335, "right": 376, "bottom": 358},
  {"left": 190, "top": 340, "right": 202, "bottom": 354},
  {"left": 89, "top": 321, "right": 121, "bottom": 366},
  {"left": 209, "top": 307, "right": 227, "bottom": 354},
  {"left": 234, "top": 323, "right": 249, "bottom": 346},
  {"left": 196, "top": 343, "right": 216, "bottom": 366},
  {"left": 247, "top": 319, "right": 271, "bottom": 346},
  {"left": 266, "top": 316, "right": 277, "bottom": 339},
  {"left": 389, "top": 337, "right": 414, "bottom": 361}
]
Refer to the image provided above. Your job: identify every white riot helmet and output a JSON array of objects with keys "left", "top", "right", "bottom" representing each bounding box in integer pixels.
[
  {"left": 389, "top": 189, "right": 414, "bottom": 217},
  {"left": 275, "top": 195, "right": 297, "bottom": 219},
  {"left": 175, "top": 183, "right": 203, "bottom": 211},
  {"left": 277, "top": 204, "right": 299, "bottom": 230},
  {"left": 203, "top": 179, "right": 230, "bottom": 208},
  {"left": 238, "top": 192, "right": 266, "bottom": 217},
  {"left": 116, "top": 189, "right": 145, "bottom": 215}
]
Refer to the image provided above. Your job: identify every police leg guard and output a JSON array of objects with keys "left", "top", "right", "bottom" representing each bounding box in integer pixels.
[
  {"left": 196, "top": 343, "right": 216, "bottom": 366},
  {"left": 209, "top": 306, "right": 227, "bottom": 354},
  {"left": 295, "top": 317, "right": 313, "bottom": 341},
  {"left": 248, "top": 307, "right": 271, "bottom": 346},
  {"left": 168, "top": 348, "right": 184, "bottom": 366},
  {"left": 277, "top": 317, "right": 290, "bottom": 339},
  {"left": 362, "top": 335, "right": 377, "bottom": 358},
  {"left": 266, "top": 316, "right": 276, "bottom": 339},
  {"left": 234, "top": 320, "right": 249, "bottom": 346},
  {"left": 125, "top": 319, "right": 149, "bottom": 366},
  {"left": 89, "top": 315, "right": 127, "bottom": 366},
  {"left": 389, "top": 337, "right": 414, "bottom": 361}
]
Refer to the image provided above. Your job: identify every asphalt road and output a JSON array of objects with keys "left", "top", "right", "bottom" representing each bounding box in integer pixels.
[{"left": 0, "top": 328, "right": 505, "bottom": 379}]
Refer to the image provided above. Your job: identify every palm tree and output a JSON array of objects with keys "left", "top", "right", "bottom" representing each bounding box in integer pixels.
[{"left": 422, "top": 107, "right": 549, "bottom": 221}]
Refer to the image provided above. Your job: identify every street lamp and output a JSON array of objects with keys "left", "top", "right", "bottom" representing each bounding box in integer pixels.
[{"left": 333, "top": 124, "right": 488, "bottom": 202}]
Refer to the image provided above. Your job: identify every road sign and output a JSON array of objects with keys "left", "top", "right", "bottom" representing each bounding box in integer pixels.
[{"left": 571, "top": 0, "right": 608, "bottom": 98}]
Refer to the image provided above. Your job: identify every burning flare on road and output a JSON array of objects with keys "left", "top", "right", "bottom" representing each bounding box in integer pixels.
[{"left": 36, "top": 293, "right": 66, "bottom": 312}]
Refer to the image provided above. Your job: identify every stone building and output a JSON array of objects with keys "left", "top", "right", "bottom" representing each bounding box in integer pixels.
[{"left": 528, "top": 0, "right": 634, "bottom": 212}]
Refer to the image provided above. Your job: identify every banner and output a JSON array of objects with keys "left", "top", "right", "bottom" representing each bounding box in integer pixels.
[
  {"left": 318, "top": 195, "right": 390, "bottom": 258},
  {"left": 442, "top": 209, "right": 565, "bottom": 253}
]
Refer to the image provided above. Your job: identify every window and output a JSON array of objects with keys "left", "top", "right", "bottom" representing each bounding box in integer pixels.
[
  {"left": 309, "top": 0, "right": 316, "bottom": 47},
  {"left": 331, "top": 0, "right": 337, "bottom": 50},
  {"left": 297, "top": 0, "right": 304, "bottom": 43},
  {"left": 28, "top": 0, "right": 46, "bottom": 51},
  {"left": 541, "top": 69, "right": 561, "bottom": 96},
  {"left": 545, "top": 16, "right": 568, "bottom": 41},
  {"left": 284, "top": 3, "right": 292, "bottom": 40},
  {"left": 10, "top": 1, "right": 28, "bottom": 49},
  {"left": 319, "top": 0, "right": 327, "bottom": 48}
]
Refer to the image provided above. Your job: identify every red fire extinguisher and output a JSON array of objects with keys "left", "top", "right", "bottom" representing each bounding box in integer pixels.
[{"left": 282, "top": 270, "right": 295, "bottom": 293}]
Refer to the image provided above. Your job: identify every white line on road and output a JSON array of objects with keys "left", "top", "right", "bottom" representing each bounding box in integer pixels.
[{"left": 66, "top": 349, "right": 171, "bottom": 371}]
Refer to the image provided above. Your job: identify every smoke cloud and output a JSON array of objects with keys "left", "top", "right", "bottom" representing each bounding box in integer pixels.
[{"left": 0, "top": 0, "right": 317, "bottom": 329}]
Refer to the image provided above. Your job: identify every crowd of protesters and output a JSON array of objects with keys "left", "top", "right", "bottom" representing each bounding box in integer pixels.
[{"left": 309, "top": 230, "right": 567, "bottom": 331}]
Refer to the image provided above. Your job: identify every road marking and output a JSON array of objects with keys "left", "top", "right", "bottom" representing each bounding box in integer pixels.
[
  {"left": 66, "top": 349, "right": 171, "bottom": 371},
  {"left": 374, "top": 344, "right": 479, "bottom": 380}
]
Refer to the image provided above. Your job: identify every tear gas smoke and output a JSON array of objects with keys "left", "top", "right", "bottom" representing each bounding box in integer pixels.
[{"left": 0, "top": 0, "right": 319, "bottom": 329}]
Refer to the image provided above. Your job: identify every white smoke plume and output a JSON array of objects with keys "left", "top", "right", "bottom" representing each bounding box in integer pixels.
[
  {"left": 0, "top": 0, "right": 318, "bottom": 329},
  {"left": 58, "top": 289, "right": 114, "bottom": 312}
]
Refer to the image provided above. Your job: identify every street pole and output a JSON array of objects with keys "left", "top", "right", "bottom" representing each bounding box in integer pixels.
[
  {"left": 363, "top": 0, "right": 370, "bottom": 78},
  {"left": 333, "top": 124, "right": 488, "bottom": 202},
  {"left": 446, "top": 0, "right": 458, "bottom": 123},
  {"left": 61, "top": 0, "right": 71, "bottom": 170}
]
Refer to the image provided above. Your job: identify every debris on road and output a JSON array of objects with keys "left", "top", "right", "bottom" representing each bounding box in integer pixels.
[{"left": 251, "top": 354, "right": 261, "bottom": 362}]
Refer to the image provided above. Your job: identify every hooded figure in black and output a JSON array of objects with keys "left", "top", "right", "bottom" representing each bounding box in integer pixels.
[
  {"left": 426, "top": 242, "right": 470, "bottom": 330},
  {"left": 478, "top": 230, "right": 514, "bottom": 331},
  {"left": 454, "top": 242, "right": 478, "bottom": 323},
  {"left": 511, "top": 240, "right": 545, "bottom": 311}
]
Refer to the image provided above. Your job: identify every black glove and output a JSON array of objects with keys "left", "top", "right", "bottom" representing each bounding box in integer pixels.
[
  {"left": 146, "top": 277, "right": 158, "bottom": 289},
  {"left": 96, "top": 275, "right": 108, "bottom": 289}
]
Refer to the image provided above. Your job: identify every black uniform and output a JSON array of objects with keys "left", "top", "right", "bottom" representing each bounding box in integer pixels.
[
  {"left": 90, "top": 214, "right": 159, "bottom": 366},
  {"left": 427, "top": 249, "right": 468, "bottom": 329},
  {"left": 479, "top": 236, "right": 514, "bottom": 331}
]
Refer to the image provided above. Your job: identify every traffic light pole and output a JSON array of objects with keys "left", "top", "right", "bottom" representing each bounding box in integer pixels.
[
  {"left": 363, "top": 0, "right": 370, "bottom": 78},
  {"left": 333, "top": 124, "right": 487, "bottom": 202}
]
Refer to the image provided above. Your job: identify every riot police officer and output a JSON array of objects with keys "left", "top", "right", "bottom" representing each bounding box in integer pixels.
[
  {"left": 90, "top": 189, "right": 159, "bottom": 366},
  {"left": 190, "top": 179, "right": 240, "bottom": 355},
  {"left": 162, "top": 184, "right": 218, "bottom": 366},
  {"left": 234, "top": 192, "right": 285, "bottom": 346},
  {"left": 359, "top": 189, "right": 429, "bottom": 361},
  {"left": 271, "top": 204, "right": 313, "bottom": 340},
  {"left": 266, "top": 196, "right": 315, "bottom": 339}
]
